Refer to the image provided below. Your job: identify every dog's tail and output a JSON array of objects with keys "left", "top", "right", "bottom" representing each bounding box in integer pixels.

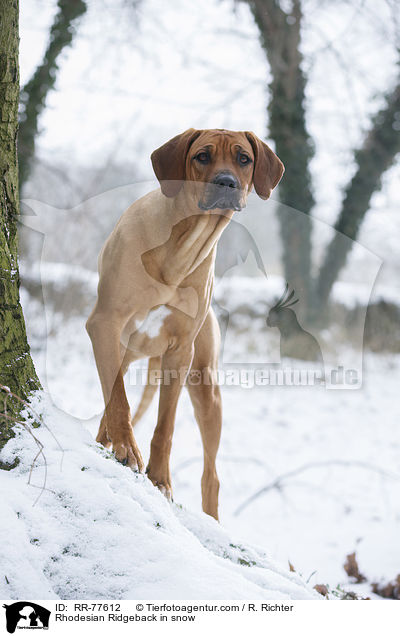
[{"left": 131, "top": 356, "right": 161, "bottom": 427}]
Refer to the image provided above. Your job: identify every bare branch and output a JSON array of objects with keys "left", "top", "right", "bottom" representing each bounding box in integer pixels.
[{"left": 234, "top": 459, "right": 400, "bottom": 515}]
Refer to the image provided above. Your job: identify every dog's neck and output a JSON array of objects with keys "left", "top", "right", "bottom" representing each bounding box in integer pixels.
[
  {"left": 142, "top": 192, "right": 235, "bottom": 287},
  {"left": 171, "top": 211, "right": 233, "bottom": 278}
]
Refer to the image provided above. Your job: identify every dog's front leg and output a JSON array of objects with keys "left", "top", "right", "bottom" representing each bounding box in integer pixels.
[
  {"left": 86, "top": 311, "right": 144, "bottom": 471},
  {"left": 146, "top": 344, "right": 194, "bottom": 499}
]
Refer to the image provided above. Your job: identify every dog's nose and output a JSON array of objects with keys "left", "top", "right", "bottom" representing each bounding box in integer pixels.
[{"left": 213, "top": 173, "right": 238, "bottom": 189}]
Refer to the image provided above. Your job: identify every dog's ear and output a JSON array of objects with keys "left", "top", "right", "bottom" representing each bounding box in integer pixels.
[
  {"left": 151, "top": 128, "right": 202, "bottom": 197},
  {"left": 245, "top": 132, "right": 284, "bottom": 200}
]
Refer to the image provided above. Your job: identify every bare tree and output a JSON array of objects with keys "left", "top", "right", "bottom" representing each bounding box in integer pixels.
[
  {"left": 240, "top": 0, "right": 400, "bottom": 317},
  {"left": 18, "top": 0, "right": 87, "bottom": 189},
  {"left": 315, "top": 80, "right": 400, "bottom": 313},
  {"left": 242, "top": 0, "right": 314, "bottom": 306}
]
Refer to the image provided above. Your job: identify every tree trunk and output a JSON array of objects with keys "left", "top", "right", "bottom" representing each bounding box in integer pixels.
[
  {"left": 0, "top": 0, "right": 41, "bottom": 456},
  {"left": 243, "top": 0, "right": 315, "bottom": 306},
  {"left": 314, "top": 79, "right": 400, "bottom": 315},
  {"left": 18, "top": 0, "right": 87, "bottom": 188}
]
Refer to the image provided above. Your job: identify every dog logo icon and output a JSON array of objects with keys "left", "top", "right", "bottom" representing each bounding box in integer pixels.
[
  {"left": 2, "top": 602, "right": 51, "bottom": 633},
  {"left": 266, "top": 284, "right": 323, "bottom": 363}
]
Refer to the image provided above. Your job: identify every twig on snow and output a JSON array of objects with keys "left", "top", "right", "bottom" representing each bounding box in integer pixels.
[
  {"left": 234, "top": 459, "right": 400, "bottom": 516},
  {"left": 0, "top": 384, "right": 63, "bottom": 504}
]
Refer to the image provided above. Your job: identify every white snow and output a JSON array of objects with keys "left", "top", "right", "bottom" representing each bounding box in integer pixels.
[
  {"left": 0, "top": 394, "right": 316, "bottom": 600},
  {"left": 5, "top": 262, "right": 399, "bottom": 600}
]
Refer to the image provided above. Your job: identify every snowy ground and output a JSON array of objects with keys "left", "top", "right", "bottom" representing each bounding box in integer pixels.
[
  {"left": 0, "top": 394, "right": 316, "bottom": 600},
  {"left": 2, "top": 266, "right": 398, "bottom": 600}
]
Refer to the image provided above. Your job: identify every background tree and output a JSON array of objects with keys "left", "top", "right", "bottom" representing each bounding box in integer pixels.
[
  {"left": 241, "top": 0, "right": 314, "bottom": 306},
  {"left": 0, "top": 0, "right": 41, "bottom": 455},
  {"left": 241, "top": 0, "right": 400, "bottom": 318},
  {"left": 315, "top": 80, "right": 400, "bottom": 312},
  {"left": 18, "top": 0, "right": 87, "bottom": 189}
]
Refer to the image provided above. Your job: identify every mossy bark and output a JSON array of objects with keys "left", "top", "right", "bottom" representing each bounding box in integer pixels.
[{"left": 0, "top": 0, "right": 41, "bottom": 455}]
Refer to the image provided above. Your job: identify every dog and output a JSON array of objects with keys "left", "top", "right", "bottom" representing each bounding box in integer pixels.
[{"left": 86, "top": 128, "right": 284, "bottom": 519}]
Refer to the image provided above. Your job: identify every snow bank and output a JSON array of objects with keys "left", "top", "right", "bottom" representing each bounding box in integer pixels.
[
  {"left": 215, "top": 274, "right": 400, "bottom": 313},
  {"left": 0, "top": 394, "right": 316, "bottom": 600}
]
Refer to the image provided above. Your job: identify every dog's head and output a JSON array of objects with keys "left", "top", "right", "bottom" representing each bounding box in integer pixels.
[{"left": 151, "top": 128, "right": 284, "bottom": 211}]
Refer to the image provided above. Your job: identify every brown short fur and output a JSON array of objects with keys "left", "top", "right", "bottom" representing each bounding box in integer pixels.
[{"left": 86, "top": 129, "right": 284, "bottom": 520}]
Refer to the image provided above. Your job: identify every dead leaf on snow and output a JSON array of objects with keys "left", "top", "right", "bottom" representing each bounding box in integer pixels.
[
  {"left": 372, "top": 574, "right": 400, "bottom": 599},
  {"left": 344, "top": 552, "right": 367, "bottom": 583},
  {"left": 314, "top": 584, "right": 329, "bottom": 596}
]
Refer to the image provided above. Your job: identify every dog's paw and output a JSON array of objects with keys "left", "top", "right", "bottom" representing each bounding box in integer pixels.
[
  {"left": 96, "top": 431, "right": 112, "bottom": 448},
  {"left": 146, "top": 466, "right": 173, "bottom": 501},
  {"left": 95, "top": 418, "right": 112, "bottom": 448},
  {"left": 113, "top": 437, "right": 144, "bottom": 472},
  {"left": 157, "top": 483, "right": 173, "bottom": 501}
]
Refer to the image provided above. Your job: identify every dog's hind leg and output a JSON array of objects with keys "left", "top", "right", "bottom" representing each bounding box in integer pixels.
[
  {"left": 187, "top": 309, "right": 221, "bottom": 520},
  {"left": 131, "top": 356, "right": 161, "bottom": 427},
  {"left": 146, "top": 345, "right": 194, "bottom": 500}
]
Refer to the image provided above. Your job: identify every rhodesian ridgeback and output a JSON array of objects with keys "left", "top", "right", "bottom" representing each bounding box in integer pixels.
[{"left": 86, "top": 128, "right": 284, "bottom": 519}]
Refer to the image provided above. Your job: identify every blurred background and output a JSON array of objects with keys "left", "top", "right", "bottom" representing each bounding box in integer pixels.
[{"left": 18, "top": 0, "right": 400, "bottom": 594}]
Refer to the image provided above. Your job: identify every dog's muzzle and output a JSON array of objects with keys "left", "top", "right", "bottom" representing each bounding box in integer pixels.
[{"left": 198, "top": 172, "right": 242, "bottom": 211}]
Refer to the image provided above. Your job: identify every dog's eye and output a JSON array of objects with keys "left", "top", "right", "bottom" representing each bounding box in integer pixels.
[
  {"left": 195, "top": 152, "right": 210, "bottom": 164},
  {"left": 238, "top": 153, "right": 251, "bottom": 165}
]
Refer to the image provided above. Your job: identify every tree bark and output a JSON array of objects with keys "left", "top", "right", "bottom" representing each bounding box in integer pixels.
[
  {"left": 0, "top": 0, "right": 41, "bottom": 455},
  {"left": 18, "top": 0, "right": 87, "bottom": 188},
  {"left": 314, "top": 79, "right": 400, "bottom": 314},
  {"left": 243, "top": 0, "right": 315, "bottom": 305}
]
